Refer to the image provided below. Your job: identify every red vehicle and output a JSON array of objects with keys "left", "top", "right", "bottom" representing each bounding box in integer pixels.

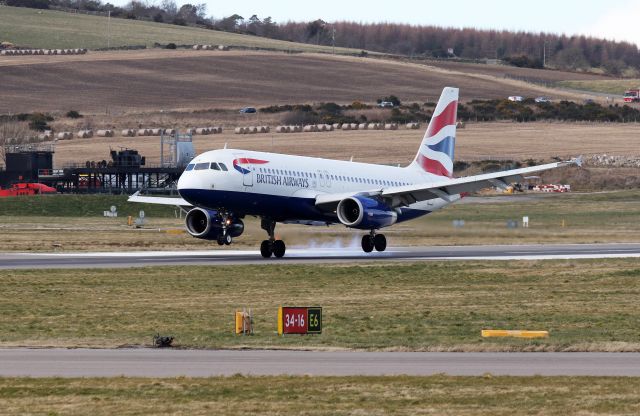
[
  {"left": 623, "top": 89, "right": 640, "bottom": 103},
  {"left": 0, "top": 183, "right": 57, "bottom": 197}
]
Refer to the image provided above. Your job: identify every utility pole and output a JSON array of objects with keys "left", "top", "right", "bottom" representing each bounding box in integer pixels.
[
  {"left": 107, "top": 10, "right": 111, "bottom": 49},
  {"left": 332, "top": 27, "right": 336, "bottom": 54},
  {"left": 543, "top": 40, "right": 547, "bottom": 68}
]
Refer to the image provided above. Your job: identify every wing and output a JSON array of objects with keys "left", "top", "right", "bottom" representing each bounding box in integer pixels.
[
  {"left": 316, "top": 156, "right": 581, "bottom": 210},
  {"left": 128, "top": 191, "right": 192, "bottom": 208}
]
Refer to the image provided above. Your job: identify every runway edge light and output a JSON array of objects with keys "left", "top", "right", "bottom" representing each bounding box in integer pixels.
[{"left": 481, "top": 329, "right": 549, "bottom": 338}]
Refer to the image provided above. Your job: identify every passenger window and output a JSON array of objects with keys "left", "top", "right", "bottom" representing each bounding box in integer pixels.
[
  {"left": 194, "top": 162, "right": 209, "bottom": 170},
  {"left": 185, "top": 164, "right": 195, "bottom": 171},
  {"left": 219, "top": 163, "right": 228, "bottom": 171},
  {"left": 210, "top": 163, "right": 220, "bottom": 171}
]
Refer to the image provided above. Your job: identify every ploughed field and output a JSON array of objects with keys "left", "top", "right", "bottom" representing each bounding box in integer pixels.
[{"left": 0, "top": 50, "right": 591, "bottom": 114}]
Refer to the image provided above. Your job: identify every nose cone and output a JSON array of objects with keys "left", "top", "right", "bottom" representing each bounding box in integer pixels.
[{"left": 177, "top": 170, "right": 201, "bottom": 204}]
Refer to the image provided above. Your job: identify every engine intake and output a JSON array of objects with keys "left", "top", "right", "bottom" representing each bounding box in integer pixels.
[
  {"left": 336, "top": 196, "right": 397, "bottom": 230},
  {"left": 185, "top": 208, "right": 244, "bottom": 240}
]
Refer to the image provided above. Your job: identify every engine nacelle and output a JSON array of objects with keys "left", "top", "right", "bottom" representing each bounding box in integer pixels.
[
  {"left": 336, "top": 196, "right": 397, "bottom": 230},
  {"left": 185, "top": 208, "right": 244, "bottom": 240}
]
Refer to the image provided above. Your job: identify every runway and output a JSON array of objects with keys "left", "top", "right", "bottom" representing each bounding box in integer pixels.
[
  {"left": 1, "top": 243, "right": 640, "bottom": 269},
  {"left": 1, "top": 349, "right": 639, "bottom": 377}
]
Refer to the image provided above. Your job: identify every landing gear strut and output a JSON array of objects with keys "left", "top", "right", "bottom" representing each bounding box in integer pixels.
[
  {"left": 216, "top": 212, "right": 233, "bottom": 246},
  {"left": 362, "top": 230, "right": 386, "bottom": 253},
  {"left": 260, "top": 218, "right": 286, "bottom": 258}
]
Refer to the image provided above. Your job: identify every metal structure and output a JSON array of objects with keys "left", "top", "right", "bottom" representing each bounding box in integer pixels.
[{"left": 160, "top": 132, "right": 195, "bottom": 168}]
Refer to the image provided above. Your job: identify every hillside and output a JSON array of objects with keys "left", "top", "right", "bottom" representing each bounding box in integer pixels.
[
  {"left": 0, "top": 49, "right": 599, "bottom": 114},
  {"left": 0, "top": 5, "right": 358, "bottom": 53}
]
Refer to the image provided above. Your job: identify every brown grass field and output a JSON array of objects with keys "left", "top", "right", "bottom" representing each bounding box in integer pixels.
[
  {"left": 50, "top": 121, "right": 640, "bottom": 168},
  {"left": 0, "top": 50, "right": 598, "bottom": 114}
]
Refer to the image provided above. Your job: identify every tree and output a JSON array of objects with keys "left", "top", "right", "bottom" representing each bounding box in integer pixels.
[
  {"left": 216, "top": 14, "right": 244, "bottom": 31},
  {"left": 247, "top": 14, "right": 262, "bottom": 35},
  {"left": 177, "top": 4, "right": 199, "bottom": 24},
  {"left": 160, "top": 0, "right": 177, "bottom": 17},
  {"left": 0, "top": 120, "right": 28, "bottom": 169},
  {"left": 305, "top": 19, "right": 326, "bottom": 44}
]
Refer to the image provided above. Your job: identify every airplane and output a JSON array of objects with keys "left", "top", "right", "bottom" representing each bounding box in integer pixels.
[{"left": 129, "top": 87, "right": 581, "bottom": 258}]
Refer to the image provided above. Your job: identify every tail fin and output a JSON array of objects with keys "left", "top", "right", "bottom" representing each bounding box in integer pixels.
[{"left": 411, "top": 87, "right": 459, "bottom": 177}]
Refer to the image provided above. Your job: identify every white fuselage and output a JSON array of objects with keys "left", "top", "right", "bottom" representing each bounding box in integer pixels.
[{"left": 177, "top": 148, "right": 454, "bottom": 224}]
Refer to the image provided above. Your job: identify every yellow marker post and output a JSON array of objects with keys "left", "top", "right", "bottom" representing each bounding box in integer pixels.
[
  {"left": 481, "top": 329, "right": 549, "bottom": 338},
  {"left": 277, "top": 306, "right": 283, "bottom": 335}
]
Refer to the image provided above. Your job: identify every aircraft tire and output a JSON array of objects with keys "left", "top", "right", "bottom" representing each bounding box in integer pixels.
[
  {"left": 374, "top": 234, "right": 387, "bottom": 252},
  {"left": 260, "top": 240, "right": 273, "bottom": 258},
  {"left": 217, "top": 236, "right": 225, "bottom": 246},
  {"left": 273, "top": 240, "right": 286, "bottom": 258},
  {"left": 223, "top": 234, "right": 232, "bottom": 245},
  {"left": 361, "top": 235, "right": 374, "bottom": 253}
]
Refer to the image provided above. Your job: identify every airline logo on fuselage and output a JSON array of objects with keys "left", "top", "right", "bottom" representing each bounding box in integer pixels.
[{"left": 233, "top": 158, "right": 309, "bottom": 188}]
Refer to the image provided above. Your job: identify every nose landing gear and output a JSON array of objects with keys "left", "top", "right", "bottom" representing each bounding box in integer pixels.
[
  {"left": 260, "top": 218, "right": 286, "bottom": 258},
  {"left": 361, "top": 230, "right": 386, "bottom": 253}
]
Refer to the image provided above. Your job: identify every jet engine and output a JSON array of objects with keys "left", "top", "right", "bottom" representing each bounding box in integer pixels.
[
  {"left": 185, "top": 208, "right": 244, "bottom": 240},
  {"left": 336, "top": 196, "right": 397, "bottom": 230}
]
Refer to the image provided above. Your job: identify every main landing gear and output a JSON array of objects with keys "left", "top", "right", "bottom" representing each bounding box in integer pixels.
[
  {"left": 260, "top": 218, "right": 286, "bottom": 258},
  {"left": 361, "top": 230, "right": 387, "bottom": 253}
]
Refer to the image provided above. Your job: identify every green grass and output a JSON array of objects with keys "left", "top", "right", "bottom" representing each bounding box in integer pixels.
[
  {"left": 0, "top": 5, "right": 360, "bottom": 52},
  {"left": 1, "top": 191, "right": 639, "bottom": 252},
  {"left": 1, "top": 260, "right": 640, "bottom": 350},
  {"left": 1, "top": 376, "right": 639, "bottom": 415},
  {"left": 0, "top": 194, "right": 176, "bottom": 218},
  {"left": 557, "top": 79, "right": 640, "bottom": 95}
]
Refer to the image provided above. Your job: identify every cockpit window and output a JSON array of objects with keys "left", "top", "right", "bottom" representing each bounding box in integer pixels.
[
  {"left": 194, "top": 162, "right": 209, "bottom": 170},
  {"left": 185, "top": 164, "right": 195, "bottom": 171},
  {"left": 219, "top": 163, "right": 228, "bottom": 171},
  {"left": 210, "top": 163, "right": 220, "bottom": 171}
]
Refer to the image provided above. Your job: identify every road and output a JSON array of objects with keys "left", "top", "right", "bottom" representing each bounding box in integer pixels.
[
  {"left": 1, "top": 243, "right": 640, "bottom": 269},
  {"left": 0, "top": 349, "right": 638, "bottom": 377}
]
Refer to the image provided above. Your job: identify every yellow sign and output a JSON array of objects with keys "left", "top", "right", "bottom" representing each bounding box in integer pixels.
[{"left": 481, "top": 329, "right": 549, "bottom": 338}]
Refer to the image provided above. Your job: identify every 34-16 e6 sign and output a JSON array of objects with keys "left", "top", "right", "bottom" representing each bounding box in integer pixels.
[{"left": 278, "top": 306, "right": 322, "bottom": 335}]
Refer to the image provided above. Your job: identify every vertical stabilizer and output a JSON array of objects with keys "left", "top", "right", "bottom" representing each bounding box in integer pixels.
[{"left": 411, "top": 87, "right": 458, "bottom": 177}]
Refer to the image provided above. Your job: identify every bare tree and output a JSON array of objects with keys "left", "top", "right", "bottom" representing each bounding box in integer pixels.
[{"left": 0, "top": 120, "right": 28, "bottom": 170}]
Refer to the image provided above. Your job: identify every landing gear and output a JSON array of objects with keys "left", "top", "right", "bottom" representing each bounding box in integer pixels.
[
  {"left": 216, "top": 232, "right": 232, "bottom": 246},
  {"left": 260, "top": 218, "right": 286, "bottom": 258},
  {"left": 361, "top": 235, "right": 374, "bottom": 253},
  {"left": 362, "top": 231, "right": 387, "bottom": 253}
]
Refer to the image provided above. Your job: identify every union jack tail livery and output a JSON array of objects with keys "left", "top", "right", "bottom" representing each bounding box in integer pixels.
[{"left": 412, "top": 87, "right": 458, "bottom": 177}]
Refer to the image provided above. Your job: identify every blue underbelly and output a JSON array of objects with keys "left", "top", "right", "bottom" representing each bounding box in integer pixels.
[{"left": 179, "top": 188, "right": 431, "bottom": 224}]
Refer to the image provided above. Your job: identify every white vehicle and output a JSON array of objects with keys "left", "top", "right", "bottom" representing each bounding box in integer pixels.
[
  {"left": 378, "top": 101, "right": 395, "bottom": 108},
  {"left": 508, "top": 96, "right": 524, "bottom": 102},
  {"left": 130, "top": 87, "right": 580, "bottom": 258}
]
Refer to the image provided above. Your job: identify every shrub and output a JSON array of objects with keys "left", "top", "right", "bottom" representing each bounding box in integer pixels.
[
  {"left": 66, "top": 110, "right": 82, "bottom": 119},
  {"left": 28, "top": 113, "right": 53, "bottom": 131},
  {"left": 377, "top": 95, "right": 401, "bottom": 106},
  {"left": 165, "top": 43, "right": 177, "bottom": 49},
  {"left": 282, "top": 111, "right": 321, "bottom": 125}
]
